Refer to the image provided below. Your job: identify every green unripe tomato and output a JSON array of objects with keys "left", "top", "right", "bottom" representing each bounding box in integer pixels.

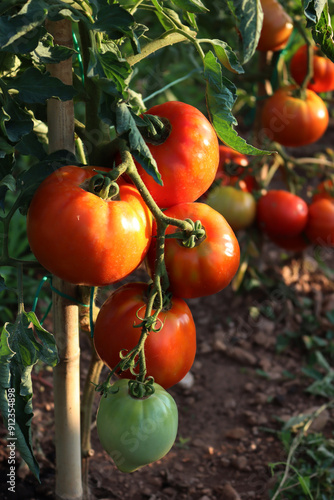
[
  {"left": 206, "top": 185, "right": 257, "bottom": 231},
  {"left": 96, "top": 379, "right": 178, "bottom": 473}
]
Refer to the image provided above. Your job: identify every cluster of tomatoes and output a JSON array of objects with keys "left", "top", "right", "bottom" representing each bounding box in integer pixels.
[
  {"left": 204, "top": 145, "right": 334, "bottom": 252},
  {"left": 256, "top": 0, "right": 334, "bottom": 148},
  {"left": 26, "top": 101, "right": 241, "bottom": 472}
]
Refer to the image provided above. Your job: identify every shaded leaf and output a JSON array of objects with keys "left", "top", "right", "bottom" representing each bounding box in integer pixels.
[
  {"left": 0, "top": 312, "right": 58, "bottom": 480},
  {"left": 15, "top": 132, "right": 46, "bottom": 160},
  {"left": 94, "top": 3, "right": 135, "bottom": 39},
  {"left": 210, "top": 39, "right": 244, "bottom": 74},
  {"left": 304, "top": 0, "right": 327, "bottom": 26},
  {"left": 309, "top": 1, "right": 334, "bottom": 62},
  {"left": 17, "top": 149, "right": 79, "bottom": 213},
  {"left": 227, "top": 0, "right": 263, "bottom": 64},
  {"left": 5, "top": 67, "right": 76, "bottom": 103},
  {"left": 171, "top": 0, "right": 208, "bottom": 13},
  {"left": 0, "top": 0, "right": 49, "bottom": 52},
  {"left": 0, "top": 93, "right": 34, "bottom": 142},
  {"left": 32, "top": 33, "right": 76, "bottom": 64},
  {"left": 204, "top": 51, "right": 270, "bottom": 155},
  {"left": 114, "top": 102, "right": 162, "bottom": 185}
]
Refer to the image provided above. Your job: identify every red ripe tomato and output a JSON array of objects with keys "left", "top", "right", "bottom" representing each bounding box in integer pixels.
[
  {"left": 257, "top": 0, "right": 293, "bottom": 52},
  {"left": 27, "top": 166, "right": 152, "bottom": 286},
  {"left": 147, "top": 202, "right": 240, "bottom": 299},
  {"left": 134, "top": 101, "right": 219, "bottom": 208},
  {"left": 93, "top": 282, "right": 196, "bottom": 389},
  {"left": 206, "top": 186, "right": 257, "bottom": 231},
  {"left": 305, "top": 198, "right": 334, "bottom": 246},
  {"left": 313, "top": 179, "right": 334, "bottom": 202},
  {"left": 257, "top": 190, "right": 308, "bottom": 238},
  {"left": 261, "top": 86, "right": 329, "bottom": 147},
  {"left": 267, "top": 233, "right": 309, "bottom": 252},
  {"left": 290, "top": 44, "right": 334, "bottom": 94}
]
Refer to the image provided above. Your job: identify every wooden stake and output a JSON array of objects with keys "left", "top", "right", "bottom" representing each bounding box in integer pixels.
[{"left": 46, "top": 19, "right": 83, "bottom": 500}]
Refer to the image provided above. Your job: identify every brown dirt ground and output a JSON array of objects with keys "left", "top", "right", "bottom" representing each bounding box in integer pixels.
[{"left": 0, "top": 238, "right": 333, "bottom": 500}]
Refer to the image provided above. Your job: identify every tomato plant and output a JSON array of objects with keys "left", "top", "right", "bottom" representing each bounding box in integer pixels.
[
  {"left": 147, "top": 202, "right": 240, "bottom": 299},
  {"left": 206, "top": 186, "right": 256, "bottom": 231},
  {"left": 313, "top": 179, "right": 334, "bottom": 201},
  {"left": 305, "top": 198, "right": 334, "bottom": 246},
  {"left": 96, "top": 379, "right": 178, "bottom": 473},
  {"left": 27, "top": 165, "right": 152, "bottom": 286},
  {"left": 261, "top": 86, "right": 329, "bottom": 147},
  {"left": 213, "top": 145, "right": 256, "bottom": 193},
  {"left": 133, "top": 101, "right": 219, "bottom": 208},
  {"left": 256, "top": 0, "right": 293, "bottom": 52},
  {"left": 93, "top": 282, "right": 196, "bottom": 389},
  {"left": 290, "top": 44, "right": 334, "bottom": 93},
  {"left": 257, "top": 190, "right": 309, "bottom": 238}
]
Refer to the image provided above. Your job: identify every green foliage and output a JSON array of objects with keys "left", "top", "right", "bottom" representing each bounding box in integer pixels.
[
  {"left": 269, "top": 406, "right": 334, "bottom": 499},
  {"left": 0, "top": 311, "right": 58, "bottom": 480},
  {"left": 0, "top": 0, "right": 333, "bottom": 482}
]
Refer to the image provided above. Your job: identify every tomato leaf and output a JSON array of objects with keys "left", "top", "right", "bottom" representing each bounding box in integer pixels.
[
  {"left": 0, "top": 91, "right": 34, "bottom": 142},
  {"left": 226, "top": 0, "right": 263, "bottom": 64},
  {"left": 3, "top": 67, "right": 76, "bottom": 103},
  {"left": 170, "top": 0, "right": 209, "bottom": 13},
  {"left": 32, "top": 33, "right": 76, "bottom": 64},
  {"left": 94, "top": 2, "right": 135, "bottom": 38},
  {"left": 114, "top": 102, "right": 162, "bottom": 185},
  {"left": 207, "top": 39, "right": 244, "bottom": 74},
  {"left": 15, "top": 132, "right": 46, "bottom": 160},
  {"left": 0, "top": 312, "right": 59, "bottom": 481},
  {"left": 303, "top": 0, "right": 327, "bottom": 25},
  {"left": 0, "top": 174, "right": 16, "bottom": 192},
  {"left": 307, "top": 1, "right": 334, "bottom": 62},
  {"left": 204, "top": 51, "right": 270, "bottom": 155},
  {"left": 17, "top": 149, "right": 79, "bottom": 213},
  {"left": 87, "top": 46, "right": 132, "bottom": 98},
  {"left": 0, "top": 0, "right": 48, "bottom": 53}
]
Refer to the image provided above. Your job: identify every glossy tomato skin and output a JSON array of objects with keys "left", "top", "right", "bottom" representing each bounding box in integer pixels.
[
  {"left": 257, "top": 0, "right": 293, "bottom": 52},
  {"left": 261, "top": 86, "right": 329, "bottom": 147},
  {"left": 206, "top": 186, "right": 257, "bottom": 231},
  {"left": 134, "top": 101, "right": 219, "bottom": 208},
  {"left": 313, "top": 179, "right": 334, "bottom": 202},
  {"left": 96, "top": 379, "right": 178, "bottom": 473},
  {"left": 257, "top": 190, "right": 308, "bottom": 238},
  {"left": 290, "top": 45, "right": 334, "bottom": 93},
  {"left": 305, "top": 199, "right": 334, "bottom": 246},
  {"left": 27, "top": 166, "right": 152, "bottom": 286},
  {"left": 147, "top": 203, "right": 240, "bottom": 299},
  {"left": 93, "top": 282, "right": 196, "bottom": 389}
]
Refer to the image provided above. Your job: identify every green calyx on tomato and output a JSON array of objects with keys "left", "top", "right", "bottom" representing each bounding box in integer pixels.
[
  {"left": 147, "top": 202, "right": 240, "bottom": 299},
  {"left": 96, "top": 379, "right": 178, "bottom": 473},
  {"left": 132, "top": 101, "right": 220, "bottom": 208},
  {"left": 27, "top": 165, "right": 153, "bottom": 286},
  {"left": 93, "top": 282, "right": 196, "bottom": 389}
]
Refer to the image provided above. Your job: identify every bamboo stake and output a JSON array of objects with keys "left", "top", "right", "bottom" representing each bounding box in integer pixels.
[{"left": 46, "top": 19, "right": 83, "bottom": 500}]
